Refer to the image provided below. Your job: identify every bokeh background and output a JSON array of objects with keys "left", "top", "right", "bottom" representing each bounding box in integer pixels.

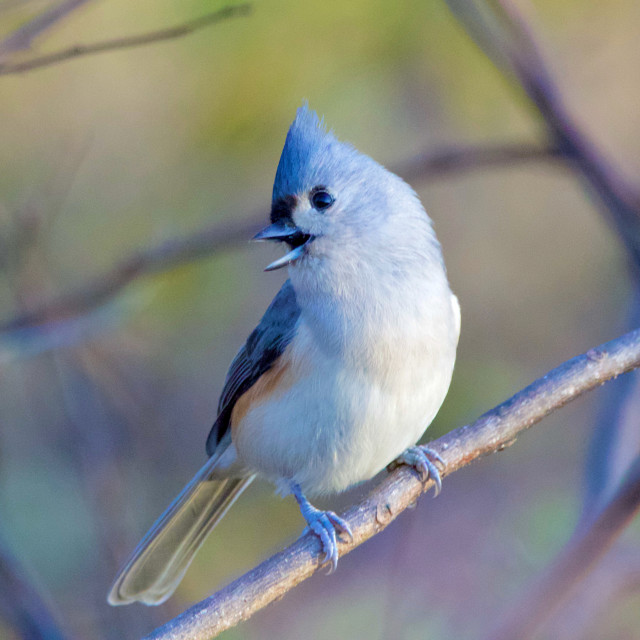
[{"left": 0, "top": 0, "right": 639, "bottom": 638}]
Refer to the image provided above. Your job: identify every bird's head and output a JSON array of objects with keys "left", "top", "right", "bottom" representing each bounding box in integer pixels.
[{"left": 255, "top": 104, "right": 424, "bottom": 272}]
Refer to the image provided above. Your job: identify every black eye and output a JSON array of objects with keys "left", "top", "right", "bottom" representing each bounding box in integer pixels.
[{"left": 311, "top": 189, "right": 334, "bottom": 211}]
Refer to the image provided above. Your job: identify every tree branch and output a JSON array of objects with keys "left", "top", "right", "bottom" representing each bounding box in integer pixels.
[
  {"left": 542, "top": 548, "right": 640, "bottom": 640},
  {"left": 141, "top": 327, "right": 640, "bottom": 640},
  {"left": 583, "top": 296, "right": 640, "bottom": 515},
  {"left": 0, "top": 216, "right": 263, "bottom": 334},
  {"left": 0, "top": 142, "right": 559, "bottom": 340},
  {"left": 394, "top": 141, "right": 560, "bottom": 183},
  {"left": 444, "top": 5, "right": 640, "bottom": 633},
  {"left": 0, "top": 4, "right": 252, "bottom": 75},
  {"left": 487, "top": 454, "right": 640, "bottom": 640},
  {"left": 445, "top": 0, "right": 640, "bottom": 283},
  {"left": 0, "top": 0, "right": 95, "bottom": 61}
]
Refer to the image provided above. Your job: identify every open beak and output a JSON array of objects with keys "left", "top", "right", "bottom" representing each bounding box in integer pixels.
[{"left": 253, "top": 221, "right": 314, "bottom": 271}]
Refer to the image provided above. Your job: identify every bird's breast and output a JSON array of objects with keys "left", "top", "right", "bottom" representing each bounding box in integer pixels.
[{"left": 232, "top": 289, "right": 458, "bottom": 495}]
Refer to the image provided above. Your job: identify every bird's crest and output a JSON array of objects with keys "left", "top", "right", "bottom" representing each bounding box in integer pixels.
[{"left": 273, "top": 103, "right": 358, "bottom": 201}]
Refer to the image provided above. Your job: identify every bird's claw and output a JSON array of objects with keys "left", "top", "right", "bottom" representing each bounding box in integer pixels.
[
  {"left": 291, "top": 482, "right": 353, "bottom": 572},
  {"left": 303, "top": 509, "right": 353, "bottom": 572},
  {"left": 396, "top": 445, "right": 444, "bottom": 496}
]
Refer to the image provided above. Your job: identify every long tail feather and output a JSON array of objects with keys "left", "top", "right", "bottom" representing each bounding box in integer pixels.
[{"left": 108, "top": 455, "right": 253, "bottom": 606}]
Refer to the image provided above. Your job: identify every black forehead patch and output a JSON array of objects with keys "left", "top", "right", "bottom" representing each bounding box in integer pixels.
[{"left": 270, "top": 195, "right": 297, "bottom": 224}]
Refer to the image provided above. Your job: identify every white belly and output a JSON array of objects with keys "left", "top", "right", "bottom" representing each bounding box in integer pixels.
[{"left": 233, "top": 299, "right": 458, "bottom": 496}]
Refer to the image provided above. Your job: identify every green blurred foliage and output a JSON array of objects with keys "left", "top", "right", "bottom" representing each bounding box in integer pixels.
[{"left": 0, "top": 0, "right": 638, "bottom": 638}]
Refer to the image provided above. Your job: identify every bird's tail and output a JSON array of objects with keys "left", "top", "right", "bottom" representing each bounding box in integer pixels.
[{"left": 108, "top": 454, "right": 254, "bottom": 606}]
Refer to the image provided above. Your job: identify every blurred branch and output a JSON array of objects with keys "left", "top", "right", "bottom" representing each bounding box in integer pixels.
[
  {"left": 0, "top": 301, "right": 138, "bottom": 364},
  {"left": 487, "top": 454, "right": 640, "bottom": 640},
  {"left": 0, "top": 141, "right": 558, "bottom": 341},
  {"left": 143, "top": 327, "right": 640, "bottom": 640},
  {"left": 445, "top": 4, "right": 640, "bottom": 631},
  {"left": 0, "top": 4, "right": 252, "bottom": 75},
  {"left": 0, "top": 533, "right": 70, "bottom": 640},
  {"left": 445, "top": 0, "right": 640, "bottom": 282},
  {"left": 535, "top": 547, "right": 640, "bottom": 640},
  {"left": 0, "top": 0, "right": 95, "bottom": 61},
  {"left": 583, "top": 296, "right": 640, "bottom": 515},
  {"left": 395, "top": 141, "right": 560, "bottom": 183},
  {"left": 0, "top": 216, "right": 262, "bottom": 335}
]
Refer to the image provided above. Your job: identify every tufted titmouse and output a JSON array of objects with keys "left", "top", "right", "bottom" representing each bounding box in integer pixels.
[{"left": 108, "top": 105, "right": 460, "bottom": 606}]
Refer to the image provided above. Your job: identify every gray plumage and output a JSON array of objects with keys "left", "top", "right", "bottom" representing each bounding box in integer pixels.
[{"left": 207, "top": 280, "right": 301, "bottom": 455}]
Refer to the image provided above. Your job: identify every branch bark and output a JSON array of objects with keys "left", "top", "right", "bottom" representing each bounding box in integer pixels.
[
  {"left": 0, "top": 4, "right": 252, "bottom": 75},
  {"left": 141, "top": 327, "right": 640, "bottom": 640}
]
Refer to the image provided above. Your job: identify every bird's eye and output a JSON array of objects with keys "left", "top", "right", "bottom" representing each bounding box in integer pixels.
[{"left": 311, "top": 189, "right": 334, "bottom": 211}]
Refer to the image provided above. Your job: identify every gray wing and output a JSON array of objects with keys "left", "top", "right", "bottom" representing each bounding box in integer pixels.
[{"left": 206, "top": 280, "right": 301, "bottom": 456}]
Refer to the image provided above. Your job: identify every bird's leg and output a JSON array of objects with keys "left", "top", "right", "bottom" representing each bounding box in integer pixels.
[
  {"left": 289, "top": 482, "right": 353, "bottom": 572},
  {"left": 394, "top": 445, "right": 445, "bottom": 496}
]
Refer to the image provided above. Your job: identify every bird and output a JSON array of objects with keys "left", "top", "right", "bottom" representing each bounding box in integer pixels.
[{"left": 108, "top": 104, "right": 460, "bottom": 606}]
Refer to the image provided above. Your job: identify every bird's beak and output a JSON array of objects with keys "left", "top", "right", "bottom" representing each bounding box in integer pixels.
[
  {"left": 262, "top": 244, "right": 308, "bottom": 271},
  {"left": 253, "top": 221, "right": 313, "bottom": 271},
  {"left": 252, "top": 220, "right": 299, "bottom": 242}
]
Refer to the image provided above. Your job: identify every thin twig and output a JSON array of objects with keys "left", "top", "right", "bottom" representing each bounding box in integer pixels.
[
  {"left": 0, "top": 4, "right": 252, "bottom": 75},
  {"left": 0, "top": 142, "right": 559, "bottom": 340},
  {"left": 142, "top": 327, "right": 640, "bottom": 640},
  {"left": 0, "top": 0, "right": 95, "bottom": 61},
  {"left": 487, "top": 455, "right": 640, "bottom": 640}
]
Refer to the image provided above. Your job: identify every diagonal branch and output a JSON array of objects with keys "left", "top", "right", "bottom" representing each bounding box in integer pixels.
[
  {"left": 0, "top": 142, "right": 559, "bottom": 340},
  {"left": 444, "top": 4, "right": 640, "bottom": 632},
  {"left": 0, "top": 0, "right": 95, "bottom": 61},
  {"left": 540, "top": 547, "right": 640, "bottom": 640},
  {"left": 0, "top": 4, "right": 252, "bottom": 75},
  {"left": 445, "top": 0, "right": 640, "bottom": 282},
  {"left": 0, "top": 216, "right": 263, "bottom": 334},
  {"left": 142, "top": 327, "right": 640, "bottom": 640},
  {"left": 487, "top": 453, "right": 640, "bottom": 640}
]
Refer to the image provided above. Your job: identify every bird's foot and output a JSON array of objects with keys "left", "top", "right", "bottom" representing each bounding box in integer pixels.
[
  {"left": 290, "top": 483, "right": 353, "bottom": 572},
  {"left": 395, "top": 445, "right": 444, "bottom": 496},
  {"left": 303, "top": 508, "right": 353, "bottom": 572}
]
